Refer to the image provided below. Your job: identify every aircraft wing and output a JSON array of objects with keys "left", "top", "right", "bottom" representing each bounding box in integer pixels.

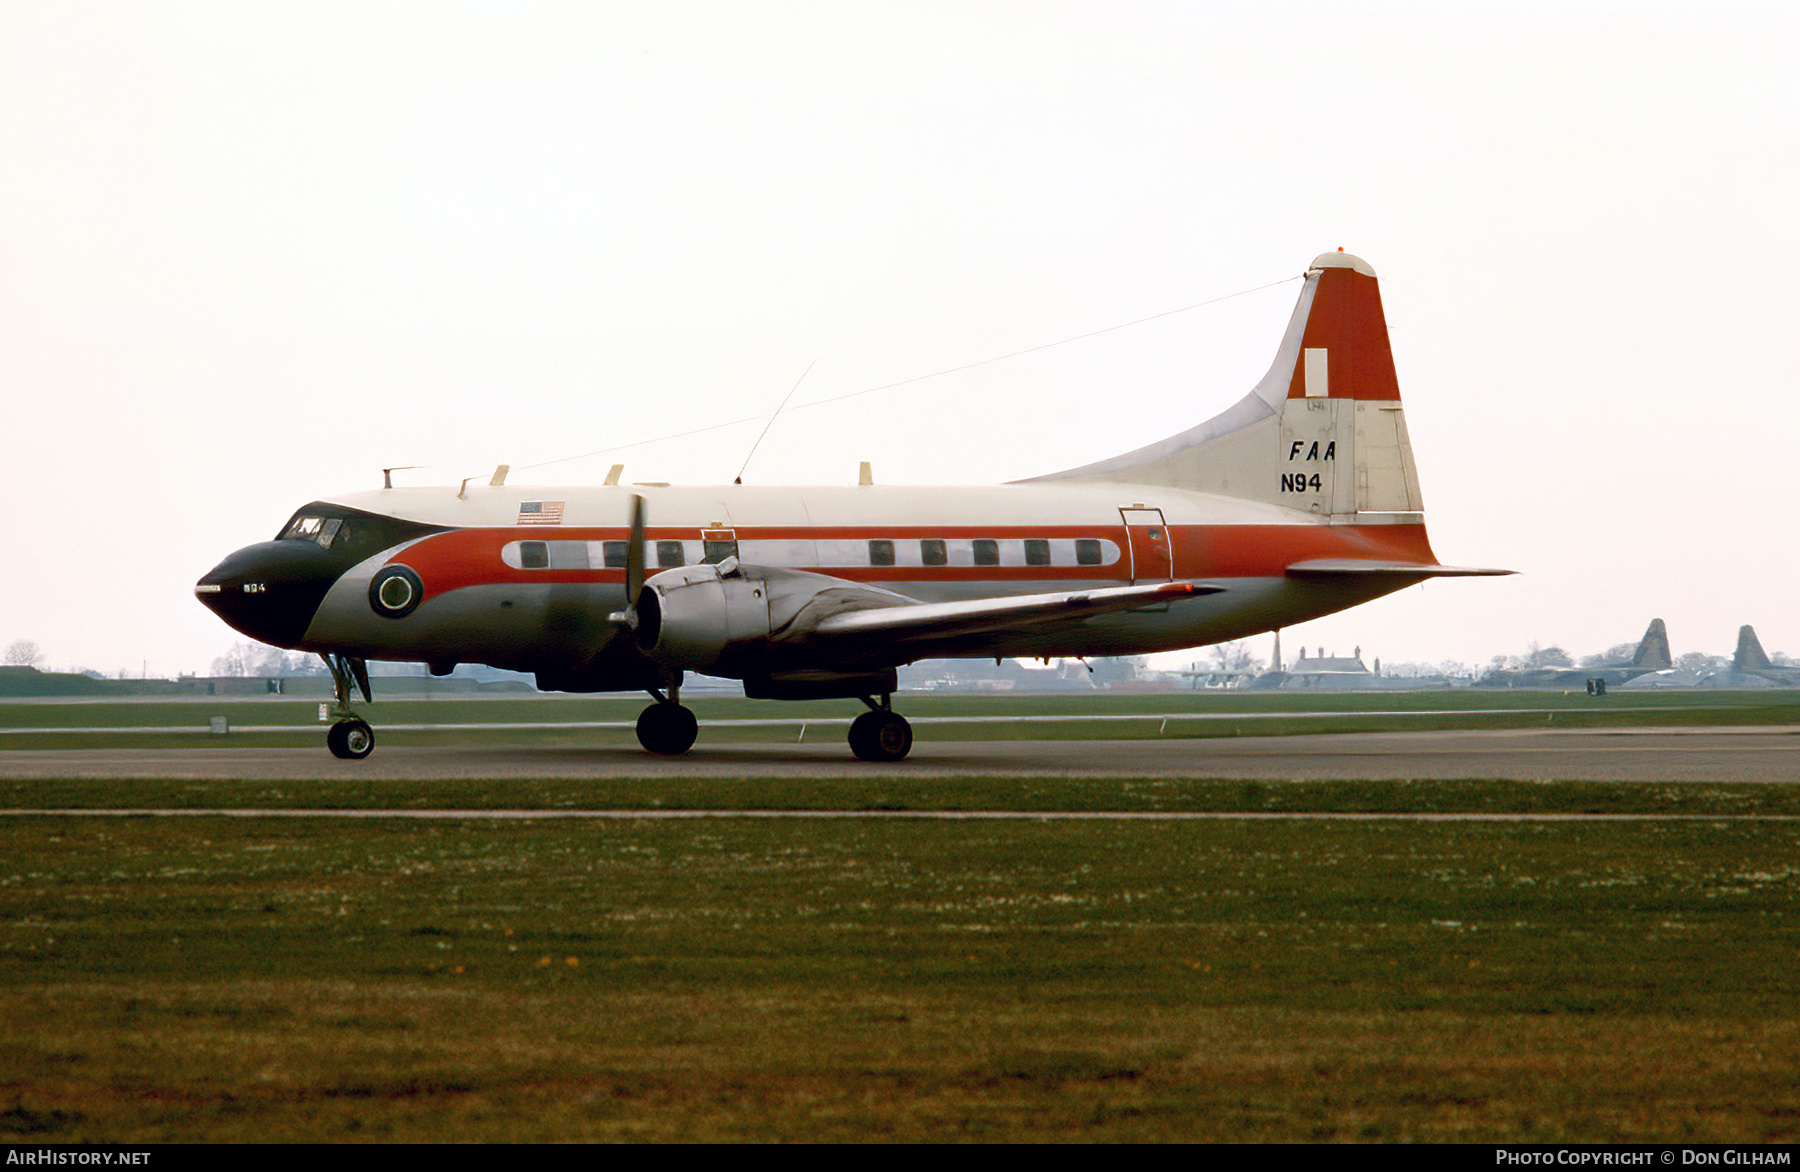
[
  {"left": 1284, "top": 559, "right": 1514, "bottom": 580},
  {"left": 634, "top": 560, "right": 1221, "bottom": 668},
  {"left": 807, "top": 579, "right": 1218, "bottom": 644}
]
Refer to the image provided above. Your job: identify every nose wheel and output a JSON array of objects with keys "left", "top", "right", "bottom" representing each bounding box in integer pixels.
[{"left": 327, "top": 717, "right": 375, "bottom": 760}]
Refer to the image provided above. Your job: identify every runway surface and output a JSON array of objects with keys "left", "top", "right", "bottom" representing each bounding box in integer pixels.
[{"left": 3, "top": 726, "right": 1798, "bottom": 782}]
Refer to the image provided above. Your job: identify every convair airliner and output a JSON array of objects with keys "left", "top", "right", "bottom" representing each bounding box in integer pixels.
[{"left": 197, "top": 251, "right": 1507, "bottom": 761}]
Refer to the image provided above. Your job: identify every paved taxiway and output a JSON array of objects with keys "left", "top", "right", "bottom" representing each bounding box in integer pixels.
[{"left": 2, "top": 727, "right": 1796, "bottom": 783}]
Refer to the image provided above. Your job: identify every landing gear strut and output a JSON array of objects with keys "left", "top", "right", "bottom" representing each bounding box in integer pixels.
[
  {"left": 636, "top": 676, "right": 697, "bottom": 756},
  {"left": 849, "top": 695, "right": 912, "bottom": 762},
  {"left": 321, "top": 652, "right": 376, "bottom": 760}
]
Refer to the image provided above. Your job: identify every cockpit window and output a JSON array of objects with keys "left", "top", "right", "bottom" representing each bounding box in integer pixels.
[
  {"left": 275, "top": 502, "right": 444, "bottom": 558},
  {"left": 280, "top": 516, "right": 339, "bottom": 548}
]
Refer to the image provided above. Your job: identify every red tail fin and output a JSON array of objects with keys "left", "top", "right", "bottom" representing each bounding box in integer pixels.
[
  {"left": 1286, "top": 251, "right": 1401, "bottom": 402},
  {"left": 1030, "top": 250, "right": 1422, "bottom": 519}
]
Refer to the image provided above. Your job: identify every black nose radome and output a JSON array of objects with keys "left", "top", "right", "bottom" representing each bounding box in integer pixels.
[{"left": 195, "top": 540, "right": 340, "bottom": 648}]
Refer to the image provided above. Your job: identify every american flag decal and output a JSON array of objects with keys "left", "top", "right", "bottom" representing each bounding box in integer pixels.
[{"left": 517, "top": 501, "right": 565, "bottom": 526}]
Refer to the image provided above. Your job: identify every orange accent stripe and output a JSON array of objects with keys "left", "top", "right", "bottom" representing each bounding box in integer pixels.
[{"left": 387, "top": 523, "right": 1442, "bottom": 604}]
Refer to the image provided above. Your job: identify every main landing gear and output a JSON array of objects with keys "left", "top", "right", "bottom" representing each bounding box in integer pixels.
[
  {"left": 321, "top": 652, "right": 376, "bottom": 760},
  {"left": 636, "top": 679, "right": 698, "bottom": 756},
  {"left": 849, "top": 695, "right": 912, "bottom": 763},
  {"left": 632, "top": 682, "right": 915, "bottom": 762}
]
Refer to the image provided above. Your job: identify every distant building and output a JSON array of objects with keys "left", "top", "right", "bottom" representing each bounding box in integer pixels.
[{"left": 1280, "top": 646, "right": 1375, "bottom": 688}]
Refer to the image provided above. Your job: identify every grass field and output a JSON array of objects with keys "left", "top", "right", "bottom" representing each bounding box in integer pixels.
[
  {"left": 2, "top": 691, "right": 1797, "bottom": 1142},
  {"left": 2, "top": 811, "right": 1797, "bottom": 1142},
  {"left": 4, "top": 688, "right": 1799, "bottom": 753}
]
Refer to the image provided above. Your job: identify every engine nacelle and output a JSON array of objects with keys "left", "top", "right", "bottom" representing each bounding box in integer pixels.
[{"left": 634, "top": 562, "right": 773, "bottom": 676}]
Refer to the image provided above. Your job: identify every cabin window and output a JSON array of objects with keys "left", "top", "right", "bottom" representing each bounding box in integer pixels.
[
  {"left": 703, "top": 539, "right": 738, "bottom": 564},
  {"left": 1076, "top": 539, "right": 1102, "bottom": 566},
  {"left": 656, "top": 540, "right": 685, "bottom": 568},
  {"left": 921, "top": 538, "right": 947, "bottom": 566},
  {"left": 519, "top": 541, "right": 548, "bottom": 569},
  {"left": 868, "top": 539, "right": 895, "bottom": 567},
  {"left": 602, "top": 541, "right": 628, "bottom": 569},
  {"left": 547, "top": 542, "right": 588, "bottom": 570},
  {"left": 1024, "top": 538, "right": 1051, "bottom": 566},
  {"left": 973, "top": 538, "right": 999, "bottom": 566}
]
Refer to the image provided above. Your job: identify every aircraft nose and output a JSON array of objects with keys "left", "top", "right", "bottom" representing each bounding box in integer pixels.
[{"left": 195, "top": 540, "right": 341, "bottom": 648}]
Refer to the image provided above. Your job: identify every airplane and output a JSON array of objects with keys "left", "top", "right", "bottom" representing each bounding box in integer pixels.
[
  {"left": 1721, "top": 626, "right": 1800, "bottom": 687},
  {"left": 195, "top": 249, "right": 1508, "bottom": 762},
  {"left": 1476, "top": 618, "right": 1672, "bottom": 690}
]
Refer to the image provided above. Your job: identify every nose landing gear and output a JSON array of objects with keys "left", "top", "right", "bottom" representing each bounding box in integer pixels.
[
  {"left": 322, "top": 652, "right": 377, "bottom": 760},
  {"left": 326, "top": 716, "right": 375, "bottom": 760}
]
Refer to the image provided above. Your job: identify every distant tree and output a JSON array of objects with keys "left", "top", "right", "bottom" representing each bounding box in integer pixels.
[
  {"left": 4, "top": 639, "right": 45, "bottom": 668},
  {"left": 284, "top": 653, "right": 327, "bottom": 676},
  {"left": 211, "top": 641, "right": 290, "bottom": 678},
  {"left": 1521, "top": 642, "right": 1573, "bottom": 670},
  {"left": 1208, "top": 641, "right": 1263, "bottom": 674}
]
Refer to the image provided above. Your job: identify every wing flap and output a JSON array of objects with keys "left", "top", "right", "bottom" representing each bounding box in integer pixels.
[{"left": 808, "top": 580, "right": 1218, "bottom": 642}]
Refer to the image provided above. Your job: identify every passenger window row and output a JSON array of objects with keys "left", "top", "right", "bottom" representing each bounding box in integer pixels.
[
  {"left": 507, "top": 539, "right": 728, "bottom": 571},
  {"left": 863, "top": 537, "right": 1110, "bottom": 567},
  {"left": 502, "top": 536, "right": 1119, "bottom": 571}
]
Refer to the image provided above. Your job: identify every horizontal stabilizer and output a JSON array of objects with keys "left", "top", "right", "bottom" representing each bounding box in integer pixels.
[
  {"left": 810, "top": 580, "right": 1218, "bottom": 642},
  {"left": 1285, "top": 559, "right": 1514, "bottom": 580}
]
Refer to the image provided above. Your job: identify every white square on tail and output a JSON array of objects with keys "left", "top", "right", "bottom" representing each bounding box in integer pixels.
[{"left": 1304, "top": 348, "right": 1329, "bottom": 398}]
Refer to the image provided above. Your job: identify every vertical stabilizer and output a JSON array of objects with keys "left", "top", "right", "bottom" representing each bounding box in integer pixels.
[
  {"left": 1735, "top": 626, "right": 1773, "bottom": 672},
  {"left": 1027, "top": 250, "right": 1425, "bottom": 520},
  {"left": 1633, "top": 618, "right": 1672, "bottom": 670}
]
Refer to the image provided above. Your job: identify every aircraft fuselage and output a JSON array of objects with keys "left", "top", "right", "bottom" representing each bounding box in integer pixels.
[{"left": 198, "top": 481, "right": 1435, "bottom": 684}]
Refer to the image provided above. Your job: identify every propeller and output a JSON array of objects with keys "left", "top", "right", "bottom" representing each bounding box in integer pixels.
[{"left": 609, "top": 493, "right": 649, "bottom": 631}]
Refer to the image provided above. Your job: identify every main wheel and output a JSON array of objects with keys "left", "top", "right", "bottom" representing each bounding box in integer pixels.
[
  {"left": 327, "top": 718, "right": 375, "bottom": 760},
  {"left": 848, "top": 710, "right": 913, "bottom": 762},
  {"left": 636, "top": 702, "right": 698, "bottom": 755}
]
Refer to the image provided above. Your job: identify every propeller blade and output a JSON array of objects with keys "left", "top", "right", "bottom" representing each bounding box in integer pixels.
[{"left": 625, "top": 493, "right": 647, "bottom": 605}]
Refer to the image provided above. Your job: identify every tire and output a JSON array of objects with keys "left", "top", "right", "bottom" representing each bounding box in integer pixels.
[
  {"left": 849, "top": 710, "right": 912, "bottom": 762},
  {"left": 327, "top": 718, "right": 375, "bottom": 760},
  {"left": 636, "top": 702, "right": 698, "bottom": 755}
]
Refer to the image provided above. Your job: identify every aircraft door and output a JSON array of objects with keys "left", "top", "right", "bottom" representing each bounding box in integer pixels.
[{"left": 1119, "top": 508, "right": 1173, "bottom": 584}]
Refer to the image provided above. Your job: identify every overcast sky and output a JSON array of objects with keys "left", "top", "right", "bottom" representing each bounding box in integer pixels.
[{"left": 3, "top": 0, "right": 1796, "bottom": 678}]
